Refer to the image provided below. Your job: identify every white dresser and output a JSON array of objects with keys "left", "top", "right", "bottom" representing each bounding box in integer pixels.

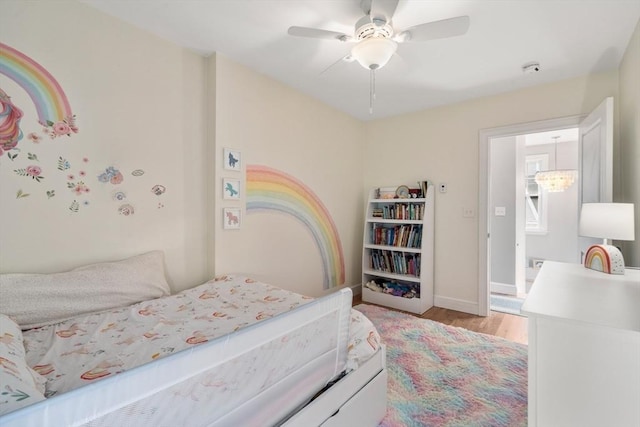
[{"left": 521, "top": 261, "right": 640, "bottom": 427}]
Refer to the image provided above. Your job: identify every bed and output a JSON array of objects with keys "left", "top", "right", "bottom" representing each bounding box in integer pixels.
[{"left": 0, "top": 251, "right": 387, "bottom": 426}]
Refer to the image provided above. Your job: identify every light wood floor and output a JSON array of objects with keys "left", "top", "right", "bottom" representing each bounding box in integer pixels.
[{"left": 354, "top": 294, "right": 528, "bottom": 345}]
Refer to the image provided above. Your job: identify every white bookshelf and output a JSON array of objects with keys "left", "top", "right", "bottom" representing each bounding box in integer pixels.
[{"left": 361, "top": 184, "right": 435, "bottom": 314}]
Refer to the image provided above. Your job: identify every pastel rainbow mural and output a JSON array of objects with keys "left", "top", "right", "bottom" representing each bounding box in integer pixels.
[
  {"left": 246, "top": 165, "right": 345, "bottom": 289},
  {"left": 0, "top": 42, "right": 78, "bottom": 136}
]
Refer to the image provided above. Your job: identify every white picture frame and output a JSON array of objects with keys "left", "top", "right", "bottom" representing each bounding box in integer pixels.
[
  {"left": 223, "top": 178, "right": 240, "bottom": 200},
  {"left": 223, "top": 207, "right": 241, "bottom": 230},
  {"left": 223, "top": 148, "right": 241, "bottom": 171}
]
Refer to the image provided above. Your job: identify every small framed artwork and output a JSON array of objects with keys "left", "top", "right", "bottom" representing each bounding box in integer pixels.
[
  {"left": 223, "top": 207, "right": 241, "bottom": 230},
  {"left": 223, "top": 178, "right": 240, "bottom": 200},
  {"left": 223, "top": 148, "right": 241, "bottom": 171}
]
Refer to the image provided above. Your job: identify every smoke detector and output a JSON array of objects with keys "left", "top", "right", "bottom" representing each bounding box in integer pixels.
[{"left": 522, "top": 62, "right": 541, "bottom": 74}]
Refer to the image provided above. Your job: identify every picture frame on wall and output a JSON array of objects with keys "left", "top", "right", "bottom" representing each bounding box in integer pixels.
[
  {"left": 223, "top": 178, "right": 240, "bottom": 200},
  {"left": 223, "top": 148, "right": 241, "bottom": 171},
  {"left": 223, "top": 207, "right": 241, "bottom": 230}
]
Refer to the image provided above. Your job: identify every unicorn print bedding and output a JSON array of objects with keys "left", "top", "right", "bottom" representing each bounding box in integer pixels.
[{"left": 1, "top": 274, "right": 381, "bottom": 425}]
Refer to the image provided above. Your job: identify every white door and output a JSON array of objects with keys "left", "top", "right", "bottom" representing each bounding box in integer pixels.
[
  {"left": 577, "top": 97, "right": 613, "bottom": 259},
  {"left": 514, "top": 135, "right": 526, "bottom": 295}
]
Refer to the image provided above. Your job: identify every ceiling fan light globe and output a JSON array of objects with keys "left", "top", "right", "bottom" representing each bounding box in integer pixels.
[{"left": 351, "top": 37, "right": 397, "bottom": 70}]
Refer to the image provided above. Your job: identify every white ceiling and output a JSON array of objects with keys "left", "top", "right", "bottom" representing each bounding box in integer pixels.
[{"left": 81, "top": 0, "right": 640, "bottom": 121}]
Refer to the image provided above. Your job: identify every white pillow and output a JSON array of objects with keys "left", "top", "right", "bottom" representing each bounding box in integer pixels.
[
  {"left": 0, "top": 314, "right": 47, "bottom": 415},
  {"left": 0, "top": 251, "right": 171, "bottom": 330}
]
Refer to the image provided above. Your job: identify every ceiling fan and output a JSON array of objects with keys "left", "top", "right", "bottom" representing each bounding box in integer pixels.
[{"left": 288, "top": 0, "right": 470, "bottom": 113}]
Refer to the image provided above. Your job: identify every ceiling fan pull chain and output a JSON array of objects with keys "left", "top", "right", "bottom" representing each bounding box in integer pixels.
[
  {"left": 370, "top": 68, "right": 374, "bottom": 114},
  {"left": 373, "top": 68, "right": 377, "bottom": 100}
]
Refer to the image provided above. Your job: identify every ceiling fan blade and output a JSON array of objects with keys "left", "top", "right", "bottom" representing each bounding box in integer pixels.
[
  {"left": 287, "top": 26, "right": 352, "bottom": 42},
  {"left": 397, "top": 15, "right": 470, "bottom": 42},
  {"left": 368, "top": 0, "right": 399, "bottom": 24}
]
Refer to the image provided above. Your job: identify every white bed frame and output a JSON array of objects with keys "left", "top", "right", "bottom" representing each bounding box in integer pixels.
[{"left": 0, "top": 288, "right": 387, "bottom": 427}]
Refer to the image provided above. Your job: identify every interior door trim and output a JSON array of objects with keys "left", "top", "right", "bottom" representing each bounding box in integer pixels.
[{"left": 478, "top": 115, "right": 583, "bottom": 316}]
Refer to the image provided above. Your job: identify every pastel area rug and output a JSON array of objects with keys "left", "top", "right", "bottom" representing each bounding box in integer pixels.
[{"left": 354, "top": 304, "right": 528, "bottom": 427}]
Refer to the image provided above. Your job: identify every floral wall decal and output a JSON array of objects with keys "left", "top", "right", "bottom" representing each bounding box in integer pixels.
[
  {"left": 57, "top": 157, "right": 70, "bottom": 171},
  {"left": 1, "top": 44, "right": 169, "bottom": 221},
  {"left": 27, "top": 132, "right": 41, "bottom": 143},
  {"left": 118, "top": 204, "right": 134, "bottom": 216},
  {"left": 112, "top": 190, "right": 126, "bottom": 201},
  {"left": 151, "top": 184, "right": 166, "bottom": 196},
  {"left": 98, "top": 166, "right": 123, "bottom": 185},
  {"left": 67, "top": 180, "right": 89, "bottom": 196},
  {"left": 14, "top": 165, "right": 44, "bottom": 182}
]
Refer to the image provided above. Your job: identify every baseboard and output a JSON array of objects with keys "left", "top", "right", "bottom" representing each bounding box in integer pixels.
[
  {"left": 434, "top": 295, "right": 478, "bottom": 315},
  {"left": 490, "top": 281, "right": 517, "bottom": 296},
  {"left": 350, "top": 283, "right": 362, "bottom": 296}
]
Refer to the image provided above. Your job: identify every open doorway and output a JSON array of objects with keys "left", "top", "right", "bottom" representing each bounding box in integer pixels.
[
  {"left": 488, "top": 128, "right": 579, "bottom": 315},
  {"left": 478, "top": 97, "right": 613, "bottom": 317}
]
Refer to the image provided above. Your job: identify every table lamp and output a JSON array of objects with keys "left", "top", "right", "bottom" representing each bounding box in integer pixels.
[{"left": 579, "top": 203, "right": 635, "bottom": 275}]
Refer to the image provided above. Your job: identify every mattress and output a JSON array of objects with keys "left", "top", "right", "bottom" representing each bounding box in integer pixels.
[{"left": 14, "top": 275, "right": 380, "bottom": 425}]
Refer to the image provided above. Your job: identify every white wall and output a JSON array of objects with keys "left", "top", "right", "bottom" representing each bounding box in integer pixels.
[
  {"left": 211, "top": 55, "right": 365, "bottom": 297},
  {"left": 490, "top": 136, "right": 516, "bottom": 287},
  {"left": 0, "top": 1, "right": 366, "bottom": 299},
  {"left": 364, "top": 72, "right": 618, "bottom": 313},
  {"left": 2, "top": 2, "right": 635, "bottom": 309},
  {"left": 0, "top": 1, "right": 208, "bottom": 292}
]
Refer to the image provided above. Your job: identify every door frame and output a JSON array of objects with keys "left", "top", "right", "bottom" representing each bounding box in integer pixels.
[{"left": 478, "top": 115, "right": 583, "bottom": 316}]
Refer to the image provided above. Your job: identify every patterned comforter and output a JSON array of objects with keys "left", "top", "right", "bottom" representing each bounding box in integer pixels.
[{"left": 23, "top": 275, "right": 380, "bottom": 398}]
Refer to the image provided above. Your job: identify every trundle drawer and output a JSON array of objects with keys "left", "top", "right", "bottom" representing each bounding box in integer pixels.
[{"left": 321, "top": 368, "right": 388, "bottom": 427}]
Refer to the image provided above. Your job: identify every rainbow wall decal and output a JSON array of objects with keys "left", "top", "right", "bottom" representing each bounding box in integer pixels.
[
  {"left": 584, "top": 244, "right": 625, "bottom": 275},
  {"left": 0, "top": 43, "right": 76, "bottom": 130},
  {"left": 246, "top": 165, "right": 345, "bottom": 289}
]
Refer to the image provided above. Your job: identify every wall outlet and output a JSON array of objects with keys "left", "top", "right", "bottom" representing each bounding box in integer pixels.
[
  {"left": 495, "top": 206, "right": 506, "bottom": 216},
  {"left": 463, "top": 207, "right": 475, "bottom": 218},
  {"left": 439, "top": 183, "right": 447, "bottom": 193}
]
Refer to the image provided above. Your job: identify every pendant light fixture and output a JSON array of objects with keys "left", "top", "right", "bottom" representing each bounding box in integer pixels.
[{"left": 534, "top": 136, "right": 578, "bottom": 192}]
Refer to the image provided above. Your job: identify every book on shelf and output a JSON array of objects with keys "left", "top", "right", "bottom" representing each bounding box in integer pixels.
[
  {"left": 372, "top": 224, "right": 423, "bottom": 248},
  {"left": 368, "top": 249, "right": 421, "bottom": 277},
  {"left": 371, "top": 202, "right": 424, "bottom": 220},
  {"left": 417, "top": 180, "right": 433, "bottom": 198}
]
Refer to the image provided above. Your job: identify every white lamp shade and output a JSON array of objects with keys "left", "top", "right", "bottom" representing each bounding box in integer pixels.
[
  {"left": 579, "top": 203, "right": 635, "bottom": 241},
  {"left": 351, "top": 37, "right": 397, "bottom": 70}
]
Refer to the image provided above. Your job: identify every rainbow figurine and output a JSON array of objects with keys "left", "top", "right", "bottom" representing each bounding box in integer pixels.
[{"left": 584, "top": 244, "right": 625, "bottom": 275}]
